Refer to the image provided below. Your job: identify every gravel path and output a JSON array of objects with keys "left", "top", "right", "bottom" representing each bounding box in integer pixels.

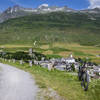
[{"left": 0, "top": 63, "right": 38, "bottom": 100}]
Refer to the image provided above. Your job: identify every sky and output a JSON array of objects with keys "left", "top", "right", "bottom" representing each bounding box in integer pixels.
[{"left": 0, "top": 0, "right": 100, "bottom": 12}]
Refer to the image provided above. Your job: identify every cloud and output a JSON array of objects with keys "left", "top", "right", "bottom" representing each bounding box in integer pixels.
[{"left": 88, "top": 0, "right": 100, "bottom": 8}]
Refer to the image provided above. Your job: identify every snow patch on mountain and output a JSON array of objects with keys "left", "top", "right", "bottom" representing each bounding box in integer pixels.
[{"left": 38, "top": 4, "right": 49, "bottom": 9}]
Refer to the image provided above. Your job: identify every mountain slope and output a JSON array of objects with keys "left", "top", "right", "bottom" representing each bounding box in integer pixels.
[
  {"left": 1, "top": 5, "right": 100, "bottom": 23},
  {"left": 0, "top": 12, "right": 100, "bottom": 46},
  {"left": 0, "top": 5, "right": 35, "bottom": 23},
  {"left": 0, "top": 5, "right": 76, "bottom": 23}
]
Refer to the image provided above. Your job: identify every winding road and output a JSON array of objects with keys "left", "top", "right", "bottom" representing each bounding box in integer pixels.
[{"left": 0, "top": 63, "right": 38, "bottom": 100}]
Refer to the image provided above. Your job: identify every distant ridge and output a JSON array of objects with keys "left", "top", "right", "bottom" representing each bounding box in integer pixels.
[{"left": 0, "top": 4, "right": 100, "bottom": 23}]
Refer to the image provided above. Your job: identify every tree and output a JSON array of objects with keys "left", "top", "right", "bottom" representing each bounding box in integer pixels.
[{"left": 71, "top": 64, "right": 75, "bottom": 71}]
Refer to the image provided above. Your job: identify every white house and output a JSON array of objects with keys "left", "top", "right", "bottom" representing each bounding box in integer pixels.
[{"left": 65, "top": 54, "right": 75, "bottom": 63}]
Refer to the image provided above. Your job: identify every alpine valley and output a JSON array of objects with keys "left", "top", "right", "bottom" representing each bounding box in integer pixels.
[{"left": 0, "top": 4, "right": 100, "bottom": 46}]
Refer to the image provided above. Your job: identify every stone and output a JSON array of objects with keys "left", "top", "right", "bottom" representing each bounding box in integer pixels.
[
  {"left": 20, "top": 60, "right": 23, "bottom": 65},
  {"left": 41, "top": 57, "right": 45, "bottom": 61},
  {"left": 29, "top": 60, "right": 32, "bottom": 67},
  {"left": 40, "top": 62, "right": 48, "bottom": 68},
  {"left": 13, "top": 59, "right": 16, "bottom": 63},
  {"left": 34, "top": 60, "right": 38, "bottom": 65},
  {"left": 9, "top": 59, "right": 11, "bottom": 62},
  {"left": 48, "top": 63, "right": 53, "bottom": 71}
]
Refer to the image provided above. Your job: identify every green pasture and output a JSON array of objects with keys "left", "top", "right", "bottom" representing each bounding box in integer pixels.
[{"left": 0, "top": 43, "right": 100, "bottom": 64}]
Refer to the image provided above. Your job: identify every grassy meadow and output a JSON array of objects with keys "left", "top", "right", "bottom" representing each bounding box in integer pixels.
[
  {"left": 0, "top": 43, "right": 100, "bottom": 64},
  {"left": 0, "top": 59, "right": 100, "bottom": 100}
]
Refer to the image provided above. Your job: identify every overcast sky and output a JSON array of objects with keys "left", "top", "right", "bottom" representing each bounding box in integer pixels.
[{"left": 0, "top": 0, "right": 100, "bottom": 12}]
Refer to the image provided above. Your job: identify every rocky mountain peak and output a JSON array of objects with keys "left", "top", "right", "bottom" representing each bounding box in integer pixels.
[
  {"left": 4, "top": 5, "right": 24, "bottom": 14},
  {"left": 0, "top": 4, "right": 100, "bottom": 23},
  {"left": 38, "top": 4, "right": 49, "bottom": 9},
  {"left": 93, "top": 7, "right": 100, "bottom": 11}
]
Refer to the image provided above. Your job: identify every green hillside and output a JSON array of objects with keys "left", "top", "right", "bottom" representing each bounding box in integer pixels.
[{"left": 0, "top": 12, "right": 100, "bottom": 45}]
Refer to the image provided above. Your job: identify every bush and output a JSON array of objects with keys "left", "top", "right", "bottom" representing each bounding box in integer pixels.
[{"left": 71, "top": 64, "right": 75, "bottom": 71}]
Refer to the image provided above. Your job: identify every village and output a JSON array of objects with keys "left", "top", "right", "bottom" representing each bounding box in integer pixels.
[
  {"left": 0, "top": 48, "right": 100, "bottom": 80},
  {"left": 2, "top": 48, "right": 100, "bottom": 79},
  {"left": 34, "top": 54, "right": 100, "bottom": 79},
  {"left": 27, "top": 48, "right": 100, "bottom": 79}
]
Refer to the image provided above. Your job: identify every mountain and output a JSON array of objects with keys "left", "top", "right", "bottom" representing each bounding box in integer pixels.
[
  {"left": 0, "top": 4, "right": 76, "bottom": 23},
  {"left": 0, "top": 11, "right": 100, "bottom": 46},
  {"left": 80, "top": 8, "right": 100, "bottom": 14},
  {"left": 37, "top": 4, "right": 75, "bottom": 13},
  {"left": 1, "top": 4, "right": 100, "bottom": 23},
  {"left": 0, "top": 5, "right": 36, "bottom": 23}
]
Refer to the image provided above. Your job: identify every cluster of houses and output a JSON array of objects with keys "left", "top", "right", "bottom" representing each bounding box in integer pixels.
[
  {"left": 86, "top": 65, "right": 100, "bottom": 78},
  {"left": 34, "top": 54, "right": 77, "bottom": 71},
  {"left": 33, "top": 53, "right": 100, "bottom": 79}
]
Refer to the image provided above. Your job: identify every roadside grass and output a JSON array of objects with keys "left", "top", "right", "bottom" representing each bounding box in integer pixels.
[{"left": 0, "top": 60, "right": 100, "bottom": 100}]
